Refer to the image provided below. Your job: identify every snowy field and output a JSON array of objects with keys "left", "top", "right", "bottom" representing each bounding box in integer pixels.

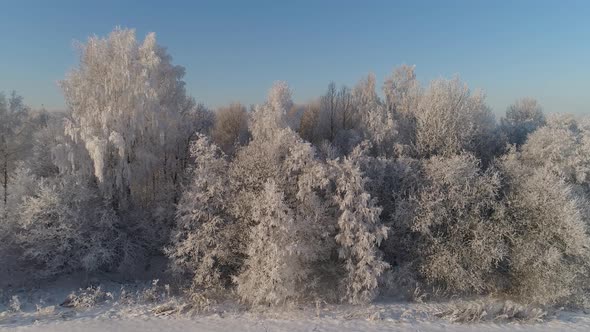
[
  {"left": 2, "top": 303, "right": 590, "bottom": 332},
  {"left": 1, "top": 275, "right": 590, "bottom": 332},
  {"left": 4, "top": 315, "right": 590, "bottom": 332}
]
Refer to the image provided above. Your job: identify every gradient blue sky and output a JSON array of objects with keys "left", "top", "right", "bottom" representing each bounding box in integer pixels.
[{"left": 1, "top": 0, "right": 589, "bottom": 115}]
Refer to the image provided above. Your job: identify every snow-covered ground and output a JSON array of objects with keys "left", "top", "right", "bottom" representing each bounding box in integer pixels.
[
  {"left": 3, "top": 309, "right": 590, "bottom": 332},
  {"left": 2, "top": 273, "right": 590, "bottom": 332}
]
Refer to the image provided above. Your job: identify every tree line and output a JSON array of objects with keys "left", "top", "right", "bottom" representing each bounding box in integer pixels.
[{"left": 1, "top": 28, "right": 588, "bottom": 308}]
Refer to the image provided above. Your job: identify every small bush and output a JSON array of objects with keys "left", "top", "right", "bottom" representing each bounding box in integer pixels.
[
  {"left": 13, "top": 173, "right": 119, "bottom": 279},
  {"left": 436, "top": 299, "right": 547, "bottom": 323},
  {"left": 61, "top": 286, "right": 113, "bottom": 309},
  {"left": 9, "top": 296, "right": 21, "bottom": 313}
]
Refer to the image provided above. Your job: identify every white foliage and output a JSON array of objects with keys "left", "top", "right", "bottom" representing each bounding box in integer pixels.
[
  {"left": 249, "top": 81, "right": 292, "bottom": 141},
  {"left": 267, "top": 81, "right": 294, "bottom": 116},
  {"left": 235, "top": 180, "right": 307, "bottom": 305},
  {"left": 382, "top": 64, "right": 421, "bottom": 115},
  {"left": 229, "top": 122, "right": 334, "bottom": 304},
  {"left": 519, "top": 114, "right": 590, "bottom": 192},
  {"left": 500, "top": 153, "right": 590, "bottom": 305},
  {"left": 354, "top": 74, "right": 398, "bottom": 157},
  {"left": 407, "top": 153, "right": 507, "bottom": 294},
  {"left": 13, "top": 172, "right": 118, "bottom": 278},
  {"left": 414, "top": 77, "right": 495, "bottom": 158},
  {"left": 0, "top": 91, "right": 35, "bottom": 212},
  {"left": 59, "top": 27, "right": 196, "bottom": 217},
  {"left": 231, "top": 131, "right": 333, "bottom": 305},
  {"left": 167, "top": 135, "right": 237, "bottom": 290},
  {"left": 329, "top": 145, "right": 389, "bottom": 304},
  {"left": 381, "top": 65, "right": 423, "bottom": 153},
  {"left": 6, "top": 50, "right": 590, "bottom": 310}
]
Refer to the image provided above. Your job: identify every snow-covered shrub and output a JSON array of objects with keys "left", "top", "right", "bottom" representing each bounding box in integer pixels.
[
  {"left": 499, "top": 154, "right": 590, "bottom": 305},
  {"left": 61, "top": 286, "right": 113, "bottom": 309},
  {"left": 404, "top": 153, "right": 507, "bottom": 294},
  {"left": 0, "top": 167, "right": 37, "bottom": 237},
  {"left": 140, "top": 279, "right": 169, "bottom": 303},
  {"left": 436, "top": 299, "right": 546, "bottom": 323},
  {"left": 14, "top": 172, "right": 119, "bottom": 278},
  {"left": 9, "top": 296, "right": 21, "bottom": 313}
]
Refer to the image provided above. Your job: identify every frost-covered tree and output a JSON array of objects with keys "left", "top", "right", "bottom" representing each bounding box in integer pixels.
[
  {"left": 329, "top": 145, "right": 389, "bottom": 304},
  {"left": 170, "top": 82, "right": 336, "bottom": 304},
  {"left": 167, "top": 135, "right": 239, "bottom": 291},
  {"left": 501, "top": 98, "right": 545, "bottom": 146},
  {"left": 300, "top": 83, "right": 359, "bottom": 154},
  {"left": 382, "top": 64, "right": 420, "bottom": 115},
  {"left": 0, "top": 167, "right": 37, "bottom": 254},
  {"left": 382, "top": 65, "right": 421, "bottom": 149},
  {"left": 406, "top": 153, "right": 507, "bottom": 294},
  {"left": 230, "top": 83, "right": 334, "bottom": 289},
  {"left": 247, "top": 81, "right": 292, "bottom": 142},
  {"left": 517, "top": 114, "right": 590, "bottom": 194},
  {"left": 499, "top": 152, "right": 590, "bottom": 305},
  {"left": 414, "top": 77, "right": 495, "bottom": 159},
  {"left": 228, "top": 83, "right": 296, "bottom": 220},
  {"left": 27, "top": 113, "right": 64, "bottom": 178},
  {"left": 0, "top": 91, "right": 32, "bottom": 210},
  {"left": 344, "top": 147, "right": 423, "bottom": 272},
  {"left": 229, "top": 129, "right": 335, "bottom": 304},
  {"left": 231, "top": 133, "right": 335, "bottom": 304},
  {"left": 354, "top": 74, "right": 397, "bottom": 157},
  {"left": 235, "top": 180, "right": 312, "bottom": 305},
  {"left": 60, "top": 28, "right": 196, "bottom": 226}
]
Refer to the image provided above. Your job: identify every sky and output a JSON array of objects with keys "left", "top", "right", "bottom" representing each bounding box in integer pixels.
[{"left": 1, "top": 0, "right": 589, "bottom": 115}]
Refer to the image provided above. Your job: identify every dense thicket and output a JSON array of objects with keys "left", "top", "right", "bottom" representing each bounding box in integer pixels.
[{"left": 2, "top": 27, "right": 590, "bottom": 308}]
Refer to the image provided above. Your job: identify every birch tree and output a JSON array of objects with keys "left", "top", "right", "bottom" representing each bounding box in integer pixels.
[{"left": 59, "top": 28, "right": 198, "bottom": 246}]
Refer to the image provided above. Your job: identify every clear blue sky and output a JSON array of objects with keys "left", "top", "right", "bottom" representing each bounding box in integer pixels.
[{"left": 1, "top": 0, "right": 589, "bottom": 115}]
